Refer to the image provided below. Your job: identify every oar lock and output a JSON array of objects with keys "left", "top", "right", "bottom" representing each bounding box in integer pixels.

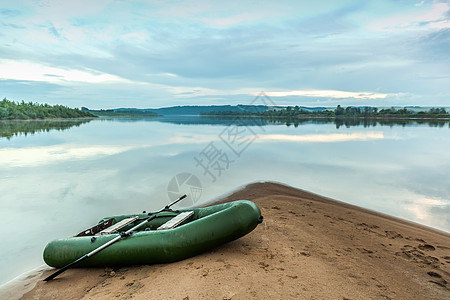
[
  {"left": 90, "top": 231, "right": 134, "bottom": 243},
  {"left": 120, "top": 231, "right": 134, "bottom": 238}
]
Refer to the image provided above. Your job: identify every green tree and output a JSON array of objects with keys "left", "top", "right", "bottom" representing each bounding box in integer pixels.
[{"left": 335, "top": 105, "right": 345, "bottom": 116}]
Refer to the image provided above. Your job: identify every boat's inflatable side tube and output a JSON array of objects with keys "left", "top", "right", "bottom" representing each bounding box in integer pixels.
[{"left": 43, "top": 200, "right": 261, "bottom": 268}]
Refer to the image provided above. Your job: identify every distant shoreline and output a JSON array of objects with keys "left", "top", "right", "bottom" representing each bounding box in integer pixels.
[
  {"left": 199, "top": 104, "right": 450, "bottom": 121},
  {"left": 4, "top": 99, "right": 450, "bottom": 121},
  {"left": 201, "top": 114, "right": 450, "bottom": 120}
]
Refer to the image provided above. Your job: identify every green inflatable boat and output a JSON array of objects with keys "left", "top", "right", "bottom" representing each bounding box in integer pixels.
[{"left": 44, "top": 200, "right": 263, "bottom": 268}]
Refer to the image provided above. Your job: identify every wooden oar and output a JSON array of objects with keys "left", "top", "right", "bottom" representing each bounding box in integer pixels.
[{"left": 44, "top": 194, "right": 187, "bottom": 281}]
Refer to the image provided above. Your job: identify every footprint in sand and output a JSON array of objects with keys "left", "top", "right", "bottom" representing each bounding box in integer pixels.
[
  {"left": 418, "top": 244, "right": 436, "bottom": 251},
  {"left": 385, "top": 230, "right": 403, "bottom": 239},
  {"left": 356, "top": 247, "right": 374, "bottom": 254},
  {"left": 259, "top": 262, "right": 269, "bottom": 270},
  {"left": 357, "top": 222, "right": 379, "bottom": 229},
  {"left": 125, "top": 280, "right": 144, "bottom": 294},
  {"left": 427, "top": 271, "right": 442, "bottom": 278},
  {"left": 427, "top": 271, "right": 448, "bottom": 288},
  {"left": 437, "top": 245, "right": 450, "bottom": 250},
  {"left": 396, "top": 245, "right": 441, "bottom": 266}
]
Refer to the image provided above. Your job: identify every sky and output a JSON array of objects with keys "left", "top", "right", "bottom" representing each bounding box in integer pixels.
[{"left": 0, "top": 0, "right": 449, "bottom": 109}]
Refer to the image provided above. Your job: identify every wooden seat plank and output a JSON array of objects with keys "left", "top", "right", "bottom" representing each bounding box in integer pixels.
[
  {"left": 96, "top": 216, "right": 139, "bottom": 235},
  {"left": 157, "top": 211, "right": 194, "bottom": 230}
]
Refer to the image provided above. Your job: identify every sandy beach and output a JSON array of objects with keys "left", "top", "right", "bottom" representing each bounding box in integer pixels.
[{"left": 18, "top": 182, "right": 450, "bottom": 299}]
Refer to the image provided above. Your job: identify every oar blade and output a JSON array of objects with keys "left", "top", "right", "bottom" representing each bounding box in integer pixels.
[{"left": 43, "top": 255, "right": 88, "bottom": 281}]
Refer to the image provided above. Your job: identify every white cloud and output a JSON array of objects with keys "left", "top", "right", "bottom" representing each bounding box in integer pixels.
[
  {"left": 155, "top": 1, "right": 291, "bottom": 28},
  {"left": 0, "top": 59, "right": 130, "bottom": 84},
  {"left": 168, "top": 86, "right": 388, "bottom": 100},
  {"left": 369, "top": 2, "right": 450, "bottom": 31},
  {"left": 29, "top": 0, "right": 112, "bottom": 25},
  {"left": 265, "top": 90, "right": 388, "bottom": 99},
  {"left": 198, "top": 11, "right": 281, "bottom": 28}
]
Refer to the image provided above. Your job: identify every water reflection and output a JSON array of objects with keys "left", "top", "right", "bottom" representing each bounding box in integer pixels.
[
  {"left": 333, "top": 117, "right": 450, "bottom": 129},
  {"left": 2, "top": 116, "right": 446, "bottom": 131},
  {"left": 0, "top": 115, "right": 449, "bottom": 286},
  {"left": 52, "top": 115, "right": 450, "bottom": 129},
  {"left": 0, "top": 119, "right": 94, "bottom": 139},
  {"left": 258, "top": 132, "right": 384, "bottom": 143},
  {"left": 0, "top": 144, "right": 139, "bottom": 167},
  {"left": 196, "top": 116, "right": 450, "bottom": 128}
]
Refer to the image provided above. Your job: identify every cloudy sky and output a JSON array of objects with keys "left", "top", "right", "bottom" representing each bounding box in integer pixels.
[{"left": 0, "top": 0, "right": 449, "bottom": 109}]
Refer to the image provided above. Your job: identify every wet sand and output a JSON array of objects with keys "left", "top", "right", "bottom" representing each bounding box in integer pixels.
[{"left": 20, "top": 182, "right": 450, "bottom": 299}]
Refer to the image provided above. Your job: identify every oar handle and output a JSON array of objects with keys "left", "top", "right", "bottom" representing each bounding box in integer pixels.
[{"left": 163, "top": 194, "right": 187, "bottom": 211}]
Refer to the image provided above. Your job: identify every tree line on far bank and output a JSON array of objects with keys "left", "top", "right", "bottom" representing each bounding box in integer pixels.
[
  {"left": 333, "top": 105, "right": 447, "bottom": 117},
  {"left": 0, "top": 98, "right": 95, "bottom": 120},
  {"left": 202, "top": 105, "right": 449, "bottom": 118}
]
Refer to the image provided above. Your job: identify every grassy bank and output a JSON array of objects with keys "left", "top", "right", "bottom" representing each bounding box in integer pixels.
[{"left": 0, "top": 98, "right": 96, "bottom": 120}]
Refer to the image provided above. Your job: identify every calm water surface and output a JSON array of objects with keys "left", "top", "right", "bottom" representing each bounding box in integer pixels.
[{"left": 0, "top": 116, "right": 449, "bottom": 284}]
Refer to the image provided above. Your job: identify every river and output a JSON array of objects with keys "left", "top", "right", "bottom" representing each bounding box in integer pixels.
[{"left": 0, "top": 116, "right": 449, "bottom": 285}]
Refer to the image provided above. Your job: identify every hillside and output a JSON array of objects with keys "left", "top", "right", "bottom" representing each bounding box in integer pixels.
[{"left": 84, "top": 105, "right": 330, "bottom": 116}]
